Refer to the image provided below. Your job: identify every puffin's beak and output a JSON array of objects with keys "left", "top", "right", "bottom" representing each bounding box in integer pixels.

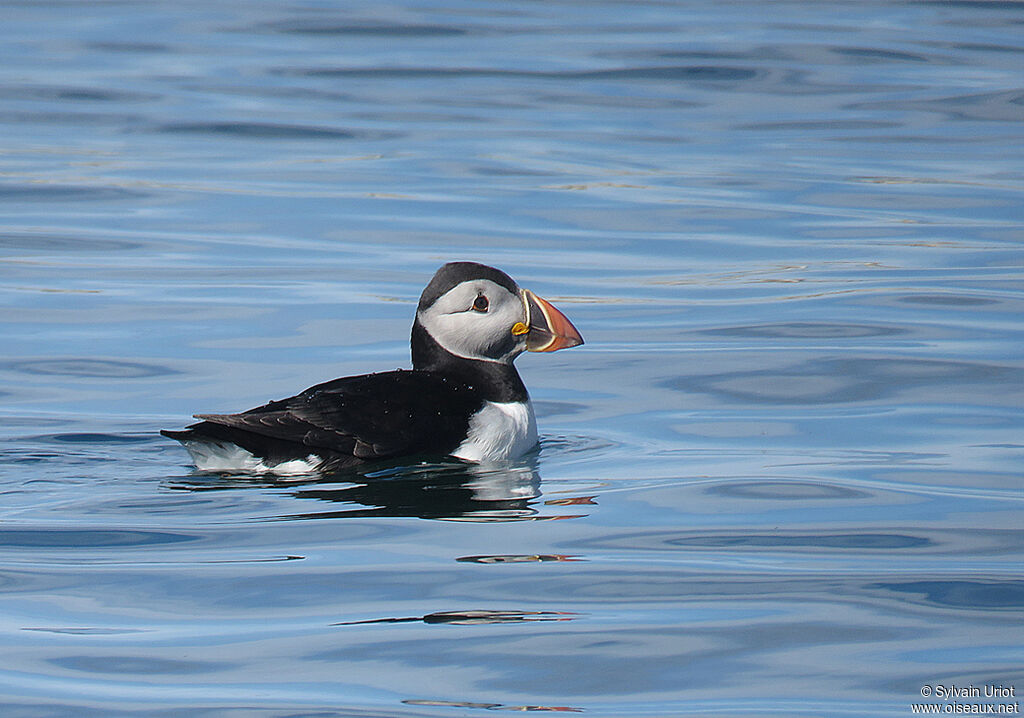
[{"left": 519, "top": 289, "right": 584, "bottom": 352}]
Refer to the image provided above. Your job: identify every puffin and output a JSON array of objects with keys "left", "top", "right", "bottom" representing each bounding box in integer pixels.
[{"left": 162, "top": 262, "right": 584, "bottom": 474}]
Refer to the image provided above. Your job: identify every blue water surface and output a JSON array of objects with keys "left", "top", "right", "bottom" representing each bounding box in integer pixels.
[{"left": 1, "top": 1, "right": 1023, "bottom": 716}]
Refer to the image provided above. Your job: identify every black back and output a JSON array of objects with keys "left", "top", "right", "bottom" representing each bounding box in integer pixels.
[{"left": 162, "top": 370, "right": 486, "bottom": 467}]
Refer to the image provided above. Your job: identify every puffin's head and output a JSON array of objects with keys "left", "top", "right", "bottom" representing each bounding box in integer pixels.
[{"left": 414, "top": 262, "right": 583, "bottom": 365}]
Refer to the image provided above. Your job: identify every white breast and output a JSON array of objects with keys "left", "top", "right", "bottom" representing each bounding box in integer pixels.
[{"left": 452, "top": 400, "right": 538, "bottom": 463}]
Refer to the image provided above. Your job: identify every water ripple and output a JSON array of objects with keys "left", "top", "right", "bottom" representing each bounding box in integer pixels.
[
  {"left": 4, "top": 359, "right": 176, "bottom": 378},
  {"left": 0, "top": 184, "right": 146, "bottom": 201},
  {"left": 666, "top": 356, "right": 1024, "bottom": 406},
  {"left": 0, "top": 528, "right": 199, "bottom": 549},
  {"left": 260, "top": 21, "right": 468, "bottom": 37},
  {"left": 278, "top": 64, "right": 764, "bottom": 84},
  {"left": 50, "top": 655, "right": 229, "bottom": 676},
  {"left": 157, "top": 122, "right": 399, "bottom": 140}
]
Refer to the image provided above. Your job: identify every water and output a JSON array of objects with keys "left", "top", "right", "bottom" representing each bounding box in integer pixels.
[{"left": 1, "top": 1, "right": 1023, "bottom": 716}]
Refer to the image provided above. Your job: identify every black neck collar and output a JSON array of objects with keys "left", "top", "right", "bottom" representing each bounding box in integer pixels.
[{"left": 411, "top": 321, "right": 529, "bottom": 404}]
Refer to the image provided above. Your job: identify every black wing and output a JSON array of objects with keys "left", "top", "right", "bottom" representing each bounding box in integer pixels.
[{"left": 163, "top": 370, "right": 484, "bottom": 463}]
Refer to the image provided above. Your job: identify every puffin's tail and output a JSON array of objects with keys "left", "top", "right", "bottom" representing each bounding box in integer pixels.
[
  {"left": 160, "top": 428, "right": 196, "bottom": 442},
  {"left": 160, "top": 421, "right": 332, "bottom": 474}
]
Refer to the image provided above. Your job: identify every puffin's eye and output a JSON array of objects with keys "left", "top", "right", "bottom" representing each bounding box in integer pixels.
[{"left": 472, "top": 295, "right": 489, "bottom": 312}]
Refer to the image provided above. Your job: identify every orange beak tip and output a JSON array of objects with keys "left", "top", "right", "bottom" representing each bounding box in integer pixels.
[{"left": 523, "top": 290, "right": 585, "bottom": 353}]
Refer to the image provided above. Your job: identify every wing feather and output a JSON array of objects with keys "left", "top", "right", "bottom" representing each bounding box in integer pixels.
[{"left": 190, "top": 370, "right": 482, "bottom": 461}]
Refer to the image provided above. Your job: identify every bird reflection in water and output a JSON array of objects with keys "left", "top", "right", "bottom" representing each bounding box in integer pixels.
[
  {"left": 405, "top": 699, "right": 583, "bottom": 713},
  {"left": 168, "top": 457, "right": 591, "bottom": 522},
  {"left": 334, "top": 609, "right": 578, "bottom": 626}
]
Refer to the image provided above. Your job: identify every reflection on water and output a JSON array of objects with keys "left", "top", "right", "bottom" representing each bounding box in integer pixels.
[
  {"left": 1, "top": 0, "right": 1023, "bottom": 716},
  {"left": 456, "top": 554, "right": 580, "bottom": 564},
  {"left": 336, "top": 609, "right": 579, "bottom": 626},
  {"left": 167, "top": 459, "right": 591, "bottom": 522},
  {"left": 404, "top": 699, "right": 583, "bottom": 713}
]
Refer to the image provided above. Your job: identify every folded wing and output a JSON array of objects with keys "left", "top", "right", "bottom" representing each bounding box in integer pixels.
[{"left": 165, "top": 370, "right": 483, "bottom": 464}]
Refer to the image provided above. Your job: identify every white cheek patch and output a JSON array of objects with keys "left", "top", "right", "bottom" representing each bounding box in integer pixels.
[
  {"left": 418, "top": 279, "right": 526, "bottom": 364},
  {"left": 452, "top": 400, "right": 538, "bottom": 463}
]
